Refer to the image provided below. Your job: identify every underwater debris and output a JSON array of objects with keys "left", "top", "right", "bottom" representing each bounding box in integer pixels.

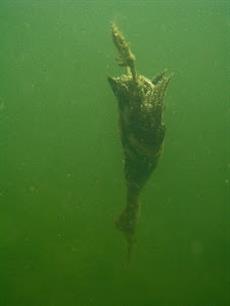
[{"left": 108, "top": 23, "right": 171, "bottom": 259}]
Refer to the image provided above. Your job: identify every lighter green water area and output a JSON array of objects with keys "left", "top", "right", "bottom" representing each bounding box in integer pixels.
[{"left": 0, "top": 1, "right": 229, "bottom": 306}]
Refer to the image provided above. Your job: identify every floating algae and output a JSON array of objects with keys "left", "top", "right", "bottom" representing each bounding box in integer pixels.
[{"left": 108, "top": 24, "right": 171, "bottom": 258}]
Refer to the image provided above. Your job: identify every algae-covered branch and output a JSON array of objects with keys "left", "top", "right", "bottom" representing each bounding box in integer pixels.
[{"left": 108, "top": 23, "right": 172, "bottom": 259}]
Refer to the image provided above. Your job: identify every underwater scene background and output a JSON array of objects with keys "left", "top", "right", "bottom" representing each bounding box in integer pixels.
[{"left": 0, "top": 1, "right": 229, "bottom": 305}]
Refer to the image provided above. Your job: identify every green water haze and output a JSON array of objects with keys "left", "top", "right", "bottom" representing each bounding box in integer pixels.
[{"left": 0, "top": 1, "right": 229, "bottom": 305}]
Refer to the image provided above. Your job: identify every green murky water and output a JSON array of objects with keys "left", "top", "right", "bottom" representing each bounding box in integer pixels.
[{"left": 0, "top": 1, "right": 229, "bottom": 305}]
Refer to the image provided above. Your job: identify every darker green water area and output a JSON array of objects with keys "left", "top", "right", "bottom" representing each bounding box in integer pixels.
[{"left": 0, "top": 1, "right": 229, "bottom": 305}]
